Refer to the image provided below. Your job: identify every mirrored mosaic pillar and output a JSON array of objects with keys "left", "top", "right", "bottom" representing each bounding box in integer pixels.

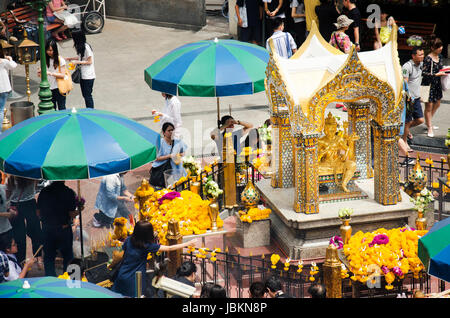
[
  {"left": 270, "top": 110, "right": 294, "bottom": 188},
  {"left": 294, "top": 132, "right": 320, "bottom": 214},
  {"left": 347, "top": 99, "right": 372, "bottom": 179},
  {"left": 371, "top": 121, "right": 401, "bottom": 205}
]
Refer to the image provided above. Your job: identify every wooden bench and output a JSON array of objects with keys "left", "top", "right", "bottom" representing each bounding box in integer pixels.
[
  {"left": 360, "top": 18, "right": 436, "bottom": 53},
  {"left": 1, "top": 5, "right": 63, "bottom": 36}
]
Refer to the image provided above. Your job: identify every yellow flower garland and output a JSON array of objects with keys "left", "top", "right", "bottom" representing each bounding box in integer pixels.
[
  {"left": 343, "top": 227, "right": 427, "bottom": 289},
  {"left": 135, "top": 189, "right": 224, "bottom": 245},
  {"left": 239, "top": 207, "right": 271, "bottom": 223}
]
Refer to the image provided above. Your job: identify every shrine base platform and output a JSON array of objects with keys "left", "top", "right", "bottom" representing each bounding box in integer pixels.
[{"left": 256, "top": 178, "right": 429, "bottom": 260}]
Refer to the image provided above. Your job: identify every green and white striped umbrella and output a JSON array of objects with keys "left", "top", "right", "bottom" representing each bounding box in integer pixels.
[
  {"left": 144, "top": 38, "right": 269, "bottom": 97},
  {"left": 0, "top": 108, "right": 160, "bottom": 180}
]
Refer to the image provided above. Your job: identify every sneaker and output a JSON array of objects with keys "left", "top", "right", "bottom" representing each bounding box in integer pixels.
[
  {"left": 92, "top": 218, "right": 102, "bottom": 228},
  {"left": 336, "top": 103, "right": 344, "bottom": 109},
  {"left": 401, "top": 158, "right": 415, "bottom": 166},
  {"left": 342, "top": 106, "right": 347, "bottom": 112}
]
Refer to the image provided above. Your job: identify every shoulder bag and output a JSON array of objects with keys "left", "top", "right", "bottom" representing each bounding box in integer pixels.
[
  {"left": 71, "top": 64, "right": 81, "bottom": 84},
  {"left": 149, "top": 141, "right": 173, "bottom": 188},
  {"left": 235, "top": 0, "right": 248, "bottom": 28},
  {"left": 57, "top": 63, "right": 73, "bottom": 96},
  {"left": 420, "top": 59, "right": 433, "bottom": 103},
  {"left": 441, "top": 65, "right": 450, "bottom": 91}
]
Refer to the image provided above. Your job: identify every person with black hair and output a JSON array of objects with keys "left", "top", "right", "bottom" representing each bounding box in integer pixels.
[
  {"left": 0, "top": 236, "right": 35, "bottom": 281},
  {"left": 235, "top": 0, "right": 264, "bottom": 45},
  {"left": 209, "top": 284, "right": 227, "bottom": 298},
  {"left": 263, "top": 0, "right": 286, "bottom": 42},
  {"left": 402, "top": 47, "right": 424, "bottom": 145},
  {"left": 266, "top": 17, "right": 297, "bottom": 58},
  {"left": 200, "top": 282, "right": 215, "bottom": 298},
  {"left": 308, "top": 283, "right": 326, "bottom": 298},
  {"left": 290, "top": 0, "right": 306, "bottom": 47},
  {"left": 36, "top": 181, "right": 78, "bottom": 277},
  {"left": 421, "top": 36, "right": 447, "bottom": 138},
  {"left": 93, "top": 172, "right": 135, "bottom": 229},
  {"left": 149, "top": 122, "right": 187, "bottom": 188},
  {"left": 264, "top": 275, "right": 292, "bottom": 298},
  {"left": 210, "top": 115, "right": 253, "bottom": 160},
  {"left": 66, "top": 30, "right": 96, "bottom": 108},
  {"left": 315, "top": 0, "right": 340, "bottom": 43},
  {"left": 171, "top": 261, "right": 198, "bottom": 298},
  {"left": 6, "top": 176, "right": 42, "bottom": 266},
  {"left": 249, "top": 281, "right": 266, "bottom": 298},
  {"left": 342, "top": 0, "right": 360, "bottom": 51},
  {"left": 38, "top": 39, "right": 67, "bottom": 110},
  {"left": 112, "top": 221, "right": 197, "bottom": 298}
]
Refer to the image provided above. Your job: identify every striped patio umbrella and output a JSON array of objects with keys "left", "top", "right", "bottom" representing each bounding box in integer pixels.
[
  {"left": 144, "top": 38, "right": 269, "bottom": 126},
  {"left": 418, "top": 217, "right": 450, "bottom": 282},
  {"left": 0, "top": 108, "right": 160, "bottom": 259},
  {"left": 0, "top": 108, "right": 160, "bottom": 180},
  {"left": 0, "top": 277, "right": 123, "bottom": 298}
]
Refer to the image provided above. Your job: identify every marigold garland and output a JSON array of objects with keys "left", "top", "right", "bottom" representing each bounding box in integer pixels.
[
  {"left": 343, "top": 227, "right": 428, "bottom": 290},
  {"left": 239, "top": 207, "right": 271, "bottom": 223},
  {"left": 134, "top": 189, "right": 224, "bottom": 245}
]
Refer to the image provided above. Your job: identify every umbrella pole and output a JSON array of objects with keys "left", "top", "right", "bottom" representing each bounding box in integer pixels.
[
  {"left": 217, "top": 97, "right": 220, "bottom": 129},
  {"left": 77, "top": 180, "right": 85, "bottom": 264}
]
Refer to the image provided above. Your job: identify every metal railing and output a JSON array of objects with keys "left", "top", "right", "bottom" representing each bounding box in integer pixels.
[{"left": 182, "top": 249, "right": 323, "bottom": 298}]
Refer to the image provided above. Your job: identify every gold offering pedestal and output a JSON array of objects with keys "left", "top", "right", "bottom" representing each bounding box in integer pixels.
[{"left": 256, "top": 178, "right": 416, "bottom": 260}]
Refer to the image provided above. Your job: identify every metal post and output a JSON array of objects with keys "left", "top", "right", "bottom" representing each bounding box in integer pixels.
[
  {"left": 166, "top": 219, "right": 183, "bottom": 277},
  {"left": 29, "top": 0, "right": 54, "bottom": 114},
  {"left": 135, "top": 271, "right": 142, "bottom": 298},
  {"left": 323, "top": 244, "right": 342, "bottom": 298}
]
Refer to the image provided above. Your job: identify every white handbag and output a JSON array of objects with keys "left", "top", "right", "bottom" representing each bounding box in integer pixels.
[
  {"left": 441, "top": 66, "right": 450, "bottom": 91},
  {"left": 234, "top": 1, "right": 248, "bottom": 28}
]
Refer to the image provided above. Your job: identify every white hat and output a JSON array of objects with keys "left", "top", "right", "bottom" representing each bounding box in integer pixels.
[{"left": 334, "top": 15, "right": 354, "bottom": 29}]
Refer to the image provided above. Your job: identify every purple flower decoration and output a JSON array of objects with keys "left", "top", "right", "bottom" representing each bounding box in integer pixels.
[
  {"left": 381, "top": 266, "right": 389, "bottom": 275},
  {"left": 329, "top": 236, "right": 344, "bottom": 249},
  {"left": 368, "top": 234, "right": 389, "bottom": 247},
  {"left": 392, "top": 267, "right": 403, "bottom": 277},
  {"left": 158, "top": 191, "right": 181, "bottom": 205}
]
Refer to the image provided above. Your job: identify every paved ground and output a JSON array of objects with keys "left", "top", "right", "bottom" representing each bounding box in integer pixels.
[{"left": 4, "top": 14, "right": 448, "bottom": 290}]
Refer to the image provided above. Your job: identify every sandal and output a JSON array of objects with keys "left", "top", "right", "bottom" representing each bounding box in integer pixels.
[
  {"left": 54, "top": 35, "right": 63, "bottom": 41},
  {"left": 61, "top": 34, "right": 68, "bottom": 40}
]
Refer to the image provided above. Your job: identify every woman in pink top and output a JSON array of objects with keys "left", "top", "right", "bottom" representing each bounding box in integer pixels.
[
  {"left": 46, "top": 0, "right": 69, "bottom": 41},
  {"left": 329, "top": 15, "right": 353, "bottom": 54}
]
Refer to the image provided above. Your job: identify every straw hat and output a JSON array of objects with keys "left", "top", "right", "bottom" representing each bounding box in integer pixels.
[{"left": 334, "top": 15, "right": 354, "bottom": 29}]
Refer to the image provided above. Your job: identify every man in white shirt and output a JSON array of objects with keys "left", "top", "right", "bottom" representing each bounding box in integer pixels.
[{"left": 266, "top": 18, "right": 297, "bottom": 58}]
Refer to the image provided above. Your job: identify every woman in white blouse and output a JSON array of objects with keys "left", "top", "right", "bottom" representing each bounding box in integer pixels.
[
  {"left": 152, "top": 93, "right": 183, "bottom": 139},
  {"left": 66, "top": 30, "right": 96, "bottom": 108},
  {"left": 38, "top": 39, "right": 68, "bottom": 110},
  {"left": 0, "top": 46, "right": 17, "bottom": 126}
]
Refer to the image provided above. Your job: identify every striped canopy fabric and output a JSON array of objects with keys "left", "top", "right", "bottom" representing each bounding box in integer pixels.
[
  {"left": 0, "top": 277, "right": 123, "bottom": 298},
  {"left": 144, "top": 39, "right": 269, "bottom": 97},
  {"left": 418, "top": 217, "right": 450, "bottom": 282},
  {"left": 0, "top": 109, "right": 160, "bottom": 180}
]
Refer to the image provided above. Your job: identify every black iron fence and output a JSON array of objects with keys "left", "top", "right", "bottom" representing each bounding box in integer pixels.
[
  {"left": 177, "top": 248, "right": 442, "bottom": 298},
  {"left": 181, "top": 249, "right": 323, "bottom": 298}
]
